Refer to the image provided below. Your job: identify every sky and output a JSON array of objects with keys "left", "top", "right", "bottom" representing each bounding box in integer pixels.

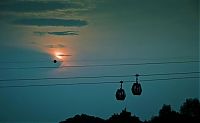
[{"left": 0, "top": 0, "right": 199, "bottom": 122}]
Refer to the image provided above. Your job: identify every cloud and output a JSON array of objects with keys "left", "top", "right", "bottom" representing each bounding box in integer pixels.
[
  {"left": 13, "top": 18, "right": 88, "bottom": 27},
  {"left": 0, "top": 0, "right": 97, "bottom": 19},
  {"left": 45, "top": 44, "right": 66, "bottom": 48},
  {"left": 0, "top": 1, "right": 81, "bottom": 12},
  {"left": 48, "top": 31, "right": 78, "bottom": 36},
  {"left": 34, "top": 31, "right": 79, "bottom": 36},
  {"left": 33, "top": 31, "right": 47, "bottom": 36}
]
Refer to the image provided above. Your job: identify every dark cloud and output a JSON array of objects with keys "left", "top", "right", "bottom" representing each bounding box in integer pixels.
[
  {"left": 34, "top": 31, "right": 79, "bottom": 36},
  {"left": 45, "top": 44, "right": 66, "bottom": 49},
  {"left": 0, "top": 1, "right": 81, "bottom": 12},
  {"left": 33, "top": 31, "right": 46, "bottom": 36},
  {"left": 13, "top": 18, "right": 88, "bottom": 27},
  {"left": 48, "top": 31, "right": 78, "bottom": 36}
]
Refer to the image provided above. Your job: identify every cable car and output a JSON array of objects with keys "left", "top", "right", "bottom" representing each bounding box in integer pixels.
[
  {"left": 132, "top": 74, "right": 142, "bottom": 95},
  {"left": 116, "top": 81, "right": 126, "bottom": 100}
]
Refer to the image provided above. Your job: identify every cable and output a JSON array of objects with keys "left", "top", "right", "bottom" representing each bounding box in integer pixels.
[
  {"left": 0, "top": 76, "right": 199, "bottom": 88},
  {"left": 0, "top": 71, "right": 199, "bottom": 82},
  {"left": 141, "top": 76, "right": 200, "bottom": 82},
  {"left": 141, "top": 71, "right": 200, "bottom": 77},
  {"left": 0, "top": 75, "right": 133, "bottom": 82},
  {"left": 0, "top": 60, "right": 49, "bottom": 64},
  {"left": 0, "top": 56, "right": 195, "bottom": 64},
  {"left": 0, "top": 60, "right": 199, "bottom": 70}
]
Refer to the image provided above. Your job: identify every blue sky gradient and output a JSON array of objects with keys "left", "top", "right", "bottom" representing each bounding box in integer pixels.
[{"left": 0, "top": 0, "right": 199, "bottom": 122}]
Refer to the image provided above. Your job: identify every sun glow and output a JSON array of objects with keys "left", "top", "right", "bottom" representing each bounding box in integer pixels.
[
  {"left": 55, "top": 52, "right": 64, "bottom": 60},
  {"left": 41, "top": 46, "right": 71, "bottom": 65},
  {"left": 34, "top": 36, "right": 75, "bottom": 67}
]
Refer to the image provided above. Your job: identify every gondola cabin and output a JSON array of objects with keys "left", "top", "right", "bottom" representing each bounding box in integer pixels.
[
  {"left": 132, "top": 74, "right": 142, "bottom": 95},
  {"left": 116, "top": 81, "right": 126, "bottom": 101},
  {"left": 116, "top": 88, "right": 126, "bottom": 100},
  {"left": 132, "top": 82, "right": 142, "bottom": 95}
]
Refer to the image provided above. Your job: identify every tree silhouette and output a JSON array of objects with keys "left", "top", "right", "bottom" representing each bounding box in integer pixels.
[
  {"left": 59, "top": 98, "right": 200, "bottom": 123},
  {"left": 159, "top": 104, "right": 172, "bottom": 117},
  {"left": 150, "top": 98, "right": 200, "bottom": 123},
  {"left": 107, "top": 108, "right": 141, "bottom": 123},
  {"left": 150, "top": 104, "right": 179, "bottom": 123},
  {"left": 179, "top": 98, "right": 200, "bottom": 123},
  {"left": 59, "top": 114, "right": 105, "bottom": 123},
  {"left": 180, "top": 98, "right": 200, "bottom": 117}
]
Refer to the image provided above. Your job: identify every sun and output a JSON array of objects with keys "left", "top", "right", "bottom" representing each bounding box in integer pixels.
[{"left": 55, "top": 52, "right": 64, "bottom": 60}]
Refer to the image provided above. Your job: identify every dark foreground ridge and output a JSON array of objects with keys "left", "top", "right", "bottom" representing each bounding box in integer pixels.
[{"left": 59, "top": 98, "right": 200, "bottom": 123}]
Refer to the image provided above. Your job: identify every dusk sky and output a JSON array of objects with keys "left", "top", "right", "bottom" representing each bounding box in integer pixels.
[{"left": 0, "top": 0, "right": 199, "bottom": 122}]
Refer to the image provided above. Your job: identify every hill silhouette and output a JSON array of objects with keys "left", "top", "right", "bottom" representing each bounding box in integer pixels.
[
  {"left": 60, "top": 114, "right": 105, "bottom": 123},
  {"left": 60, "top": 98, "right": 200, "bottom": 123}
]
